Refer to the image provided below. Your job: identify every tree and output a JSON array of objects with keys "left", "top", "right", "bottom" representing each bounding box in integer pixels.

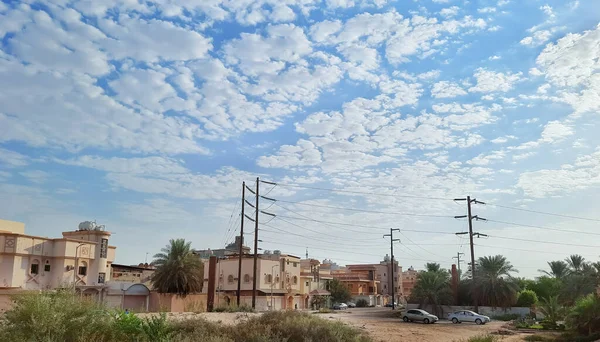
[
  {"left": 327, "top": 279, "right": 351, "bottom": 304},
  {"left": 516, "top": 290, "right": 538, "bottom": 307},
  {"left": 540, "top": 261, "right": 570, "bottom": 279},
  {"left": 527, "top": 276, "right": 563, "bottom": 301},
  {"left": 565, "top": 255, "right": 587, "bottom": 274},
  {"left": 566, "top": 294, "right": 600, "bottom": 335},
  {"left": 410, "top": 270, "right": 453, "bottom": 316},
  {"left": 310, "top": 295, "right": 328, "bottom": 309},
  {"left": 425, "top": 263, "right": 442, "bottom": 273},
  {"left": 151, "top": 239, "right": 204, "bottom": 297},
  {"left": 474, "top": 255, "right": 519, "bottom": 308},
  {"left": 539, "top": 296, "right": 565, "bottom": 328}
]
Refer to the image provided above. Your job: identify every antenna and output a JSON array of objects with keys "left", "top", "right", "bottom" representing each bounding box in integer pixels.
[{"left": 306, "top": 247, "right": 309, "bottom": 259}]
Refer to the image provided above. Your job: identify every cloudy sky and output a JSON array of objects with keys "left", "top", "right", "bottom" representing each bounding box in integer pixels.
[{"left": 1, "top": 0, "right": 599, "bottom": 278}]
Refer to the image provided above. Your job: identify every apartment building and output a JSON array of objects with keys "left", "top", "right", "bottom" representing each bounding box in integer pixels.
[
  {"left": 402, "top": 266, "right": 419, "bottom": 300},
  {"left": 299, "top": 258, "right": 332, "bottom": 309},
  {"left": 203, "top": 251, "right": 302, "bottom": 311}
]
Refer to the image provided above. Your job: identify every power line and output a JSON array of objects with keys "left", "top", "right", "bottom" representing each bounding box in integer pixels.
[
  {"left": 270, "top": 182, "right": 453, "bottom": 201},
  {"left": 486, "top": 235, "right": 600, "bottom": 248},
  {"left": 275, "top": 199, "right": 454, "bottom": 218},
  {"left": 486, "top": 203, "right": 600, "bottom": 222},
  {"left": 474, "top": 244, "right": 600, "bottom": 259},
  {"left": 485, "top": 219, "right": 600, "bottom": 237}
]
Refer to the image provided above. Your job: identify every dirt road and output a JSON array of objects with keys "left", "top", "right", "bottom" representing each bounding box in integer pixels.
[{"left": 326, "top": 308, "right": 522, "bottom": 342}]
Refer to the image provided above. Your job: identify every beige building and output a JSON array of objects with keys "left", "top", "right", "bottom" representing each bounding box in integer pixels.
[
  {"left": 299, "top": 259, "right": 332, "bottom": 309},
  {"left": 203, "top": 252, "right": 302, "bottom": 311},
  {"left": 0, "top": 219, "right": 115, "bottom": 297}
]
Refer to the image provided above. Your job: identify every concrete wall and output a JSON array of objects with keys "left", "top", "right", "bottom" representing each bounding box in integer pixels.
[
  {"left": 148, "top": 293, "right": 208, "bottom": 312},
  {"left": 0, "top": 219, "right": 25, "bottom": 234},
  {"left": 406, "top": 304, "right": 537, "bottom": 319}
]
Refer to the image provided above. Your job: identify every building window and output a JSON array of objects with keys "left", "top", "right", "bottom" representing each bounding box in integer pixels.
[
  {"left": 30, "top": 260, "right": 40, "bottom": 275},
  {"left": 78, "top": 266, "right": 87, "bottom": 276},
  {"left": 244, "top": 274, "right": 250, "bottom": 283},
  {"left": 368, "top": 286, "right": 374, "bottom": 293},
  {"left": 305, "top": 281, "right": 309, "bottom": 286},
  {"left": 292, "top": 276, "right": 298, "bottom": 284},
  {"left": 266, "top": 274, "right": 272, "bottom": 283},
  {"left": 293, "top": 262, "right": 297, "bottom": 267},
  {"left": 100, "top": 238, "right": 108, "bottom": 258},
  {"left": 228, "top": 275, "right": 234, "bottom": 284},
  {"left": 44, "top": 260, "right": 51, "bottom": 272},
  {"left": 98, "top": 273, "right": 106, "bottom": 284}
]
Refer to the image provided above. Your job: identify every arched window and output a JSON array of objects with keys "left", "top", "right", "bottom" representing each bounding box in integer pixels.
[
  {"left": 30, "top": 259, "right": 40, "bottom": 275},
  {"left": 228, "top": 275, "right": 234, "bottom": 283},
  {"left": 292, "top": 276, "right": 298, "bottom": 284},
  {"left": 78, "top": 261, "right": 87, "bottom": 276},
  {"left": 244, "top": 274, "right": 250, "bottom": 283}
]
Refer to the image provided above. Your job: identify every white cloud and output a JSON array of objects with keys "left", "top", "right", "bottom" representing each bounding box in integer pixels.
[
  {"left": 430, "top": 81, "right": 468, "bottom": 98},
  {"left": 0, "top": 148, "right": 29, "bottom": 167},
  {"left": 257, "top": 140, "right": 322, "bottom": 169},
  {"left": 540, "top": 5, "right": 555, "bottom": 18},
  {"left": 491, "top": 135, "right": 516, "bottom": 144},
  {"left": 468, "top": 68, "right": 523, "bottom": 93},
  {"left": 432, "top": 0, "right": 451, "bottom": 3},
  {"left": 20, "top": 170, "right": 50, "bottom": 184},
  {"left": 497, "top": 0, "right": 510, "bottom": 6},
  {"left": 57, "top": 156, "right": 189, "bottom": 175},
  {"left": 439, "top": 6, "right": 459, "bottom": 18},
  {"left": 489, "top": 55, "right": 501, "bottom": 60},
  {"left": 478, "top": 7, "right": 497, "bottom": 14},
  {"left": 517, "top": 149, "right": 600, "bottom": 198},
  {"left": 520, "top": 30, "right": 552, "bottom": 47},
  {"left": 540, "top": 121, "right": 574, "bottom": 143}
]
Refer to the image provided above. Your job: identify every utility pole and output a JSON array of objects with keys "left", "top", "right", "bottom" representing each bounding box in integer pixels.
[
  {"left": 383, "top": 228, "right": 400, "bottom": 310},
  {"left": 454, "top": 196, "right": 487, "bottom": 313},
  {"left": 453, "top": 252, "right": 465, "bottom": 272},
  {"left": 236, "top": 182, "right": 245, "bottom": 306},
  {"left": 252, "top": 177, "right": 260, "bottom": 309}
]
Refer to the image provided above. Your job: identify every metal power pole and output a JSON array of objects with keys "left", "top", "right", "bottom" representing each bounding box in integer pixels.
[
  {"left": 453, "top": 252, "right": 465, "bottom": 272},
  {"left": 252, "top": 177, "right": 260, "bottom": 309},
  {"left": 455, "top": 196, "right": 487, "bottom": 313},
  {"left": 236, "top": 182, "right": 245, "bottom": 306},
  {"left": 383, "top": 228, "right": 400, "bottom": 310}
]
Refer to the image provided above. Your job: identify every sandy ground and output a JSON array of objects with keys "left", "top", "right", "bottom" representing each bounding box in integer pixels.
[
  {"left": 317, "top": 308, "right": 531, "bottom": 342},
  {"left": 140, "top": 308, "right": 533, "bottom": 342}
]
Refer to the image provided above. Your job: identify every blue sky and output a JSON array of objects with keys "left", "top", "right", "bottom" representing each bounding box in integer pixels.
[{"left": 1, "top": 0, "right": 600, "bottom": 277}]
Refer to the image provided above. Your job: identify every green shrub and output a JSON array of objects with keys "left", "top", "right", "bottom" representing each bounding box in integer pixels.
[
  {"left": 213, "top": 304, "right": 254, "bottom": 313},
  {"left": 356, "top": 299, "right": 369, "bottom": 307},
  {"left": 566, "top": 294, "right": 600, "bottom": 336},
  {"left": 491, "top": 313, "right": 521, "bottom": 321},
  {"left": 517, "top": 290, "right": 539, "bottom": 307},
  {"left": 140, "top": 312, "right": 173, "bottom": 342},
  {"left": 112, "top": 310, "right": 144, "bottom": 340},
  {"left": 314, "top": 308, "right": 333, "bottom": 314},
  {"left": 455, "top": 335, "right": 499, "bottom": 342},
  {"left": 523, "top": 335, "right": 552, "bottom": 342}
]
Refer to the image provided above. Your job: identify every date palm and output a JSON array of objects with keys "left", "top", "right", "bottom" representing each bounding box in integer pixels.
[
  {"left": 151, "top": 239, "right": 204, "bottom": 297},
  {"left": 565, "top": 254, "right": 587, "bottom": 274},
  {"left": 474, "top": 255, "right": 519, "bottom": 308},
  {"left": 539, "top": 260, "right": 570, "bottom": 279},
  {"left": 539, "top": 296, "right": 565, "bottom": 327},
  {"left": 410, "top": 269, "right": 453, "bottom": 316}
]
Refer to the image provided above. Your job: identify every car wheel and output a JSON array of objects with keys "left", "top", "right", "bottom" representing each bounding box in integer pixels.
[
  {"left": 475, "top": 319, "right": 482, "bottom": 325},
  {"left": 403, "top": 316, "right": 409, "bottom": 322},
  {"left": 452, "top": 318, "right": 459, "bottom": 324},
  {"left": 423, "top": 318, "right": 430, "bottom": 324}
]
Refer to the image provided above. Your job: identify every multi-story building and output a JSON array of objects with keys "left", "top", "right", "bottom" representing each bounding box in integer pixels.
[
  {"left": 194, "top": 236, "right": 250, "bottom": 259},
  {"left": 0, "top": 219, "right": 115, "bottom": 296},
  {"left": 299, "top": 258, "right": 332, "bottom": 309},
  {"left": 332, "top": 264, "right": 381, "bottom": 306},
  {"left": 402, "top": 266, "right": 419, "bottom": 300},
  {"left": 376, "top": 254, "right": 403, "bottom": 304},
  {"left": 203, "top": 251, "right": 302, "bottom": 311}
]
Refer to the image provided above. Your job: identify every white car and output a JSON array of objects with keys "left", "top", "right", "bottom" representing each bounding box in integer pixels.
[
  {"left": 402, "top": 309, "right": 439, "bottom": 324},
  {"left": 448, "top": 310, "right": 491, "bottom": 325},
  {"left": 333, "top": 303, "right": 348, "bottom": 310}
]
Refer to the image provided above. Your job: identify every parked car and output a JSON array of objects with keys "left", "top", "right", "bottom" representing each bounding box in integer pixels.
[
  {"left": 448, "top": 310, "right": 490, "bottom": 325},
  {"left": 333, "top": 303, "right": 348, "bottom": 310},
  {"left": 346, "top": 302, "right": 356, "bottom": 308},
  {"left": 384, "top": 302, "right": 398, "bottom": 308},
  {"left": 402, "top": 309, "right": 439, "bottom": 324}
]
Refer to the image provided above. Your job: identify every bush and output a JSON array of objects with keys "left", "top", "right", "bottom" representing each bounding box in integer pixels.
[
  {"left": 455, "top": 335, "right": 499, "bottom": 342},
  {"left": 566, "top": 294, "right": 600, "bottom": 335},
  {"left": 314, "top": 308, "right": 333, "bottom": 314},
  {"left": 0, "top": 292, "right": 372, "bottom": 342},
  {"left": 492, "top": 313, "right": 521, "bottom": 321},
  {"left": 212, "top": 304, "right": 254, "bottom": 313},
  {"left": 517, "top": 290, "right": 539, "bottom": 307},
  {"left": 523, "top": 335, "right": 552, "bottom": 342},
  {"left": 356, "top": 299, "right": 369, "bottom": 307}
]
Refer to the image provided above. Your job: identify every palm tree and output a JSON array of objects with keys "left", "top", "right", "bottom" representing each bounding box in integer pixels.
[
  {"left": 425, "top": 263, "right": 442, "bottom": 273},
  {"left": 538, "top": 296, "right": 565, "bottom": 328},
  {"left": 151, "top": 239, "right": 204, "bottom": 297},
  {"left": 474, "top": 255, "right": 519, "bottom": 308},
  {"left": 565, "top": 254, "right": 587, "bottom": 274},
  {"left": 566, "top": 294, "right": 600, "bottom": 335},
  {"left": 410, "top": 270, "right": 453, "bottom": 316},
  {"left": 539, "top": 261, "right": 570, "bottom": 279}
]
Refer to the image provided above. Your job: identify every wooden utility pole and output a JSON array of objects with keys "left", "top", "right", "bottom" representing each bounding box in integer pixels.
[
  {"left": 236, "top": 182, "right": 245, "bottom": 306},
  {"left": 252, "top": 177, "right": 260, "bottom": 309},
  {"left": 454, "top": 196, "right": 487, "bottom": 313},
  {"left": 383, "top": 228, "right": 400, "bottom": 310},
  {"left": 453, "top": 252, "right": 465, "bottom": 272}
]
